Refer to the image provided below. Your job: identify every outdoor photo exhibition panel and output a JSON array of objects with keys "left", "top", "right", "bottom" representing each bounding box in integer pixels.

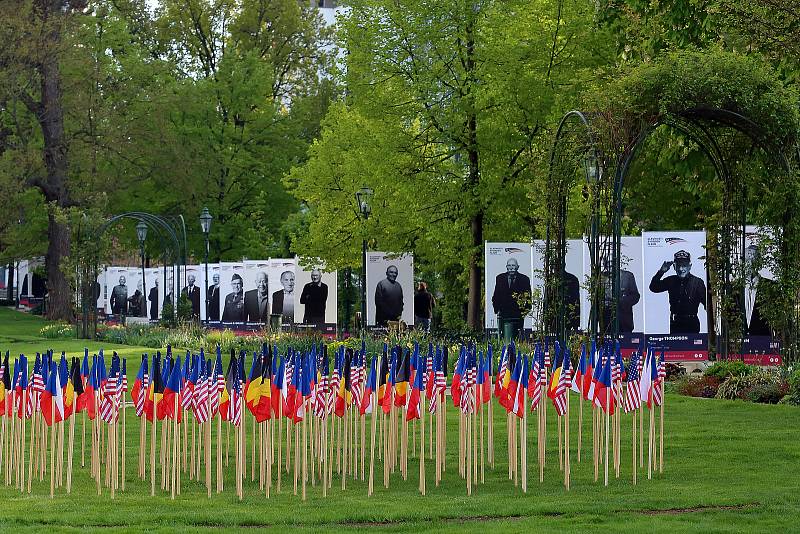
[
  {"left": 643, "top": 230, "right": 709, "bottom": 361},
  {"left": 484, "top": 242, "right": 534, "bottom": 331},
  {"left": 366, "top": 251, "right": 414, "bottom": 327},
  {"left": 294, "top": 258, "right": 338, "bottom": 333},
  {"left": 581, "top": 236, "right": 645, "bottom": 357}
]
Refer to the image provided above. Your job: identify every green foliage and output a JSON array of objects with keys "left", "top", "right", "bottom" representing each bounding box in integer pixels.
[
  {"left": 704, "top": 360, "right": 756, "bottom": 380},
  {"left": 675, "top": 375, "right": 722, "bottom": 398},
  {"left": 38, "top": 322, "right": 74, "bottom": 339},
  {"left": 715, "top": 368, "right": 782, "bottom": 400}
]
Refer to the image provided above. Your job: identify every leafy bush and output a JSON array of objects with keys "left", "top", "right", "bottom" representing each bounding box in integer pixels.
[
  {"left": 715, "top": 369, "right": 782, "bottom": 400},
  {"left": 675, "top": 375, "right": 722, "bottom": 398},
  {"left": 664, "top": 362, "right": 685, "bottom": 381},
  {"left": 743, "top": 382, "right": 788, "bottom": 404},
  {"left": 784, "top": 369, "right": 800, "bottom": 405},
  {"left": 705, "top": 360, "right": 755, "bottom": 380},
  {"left": 39, "top": 322, "right": 74, "bottom": 339}
]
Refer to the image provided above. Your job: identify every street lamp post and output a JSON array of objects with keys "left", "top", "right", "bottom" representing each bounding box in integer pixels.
[
  {"left": 355, "top": 187, "right": 373, "bottom": 333},
  {"left": 199, "top": 207, "right": 213, "bottom": 325},
  {"left": 136, "top": 221, "right": 148, "bottom": 320}
]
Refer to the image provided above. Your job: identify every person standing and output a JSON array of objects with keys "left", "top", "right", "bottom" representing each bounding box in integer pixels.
[
  {"left": 299, "top": 269, "right": 328, "bottom": 325},
  {"left": 271, "top": 271, "right": 296, "bottom": 322},
  {"left": 649, "top": 250, "right": 707, "bottom": 334},
  {"left": 491, "top": 258, "right": 532, "bottom": 323},
  {"left": 110, "top": 275, "right": 128, "bottom": 316},
  {"left": 375, "top": 265, "right": 403, "bottom": 326},
  {"left": 208, "top": 272, "right": 220, "bottom": 321},
  {"left": 182, "top": 274, "right": 201, "bottom": 319},
  {"left": 414, "top": 282, "right": 435, "bottom": 333},
  {"left": 600, "top": 255, "right": 640, "bottom": 333},
  {"left": 148, "top": 278, "right": 159, "bottom": 321}
]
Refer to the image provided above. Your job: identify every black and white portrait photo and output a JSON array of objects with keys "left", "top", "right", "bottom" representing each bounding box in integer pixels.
[
  {"left": 219, "top": 262, "right": 246, "bottom": 323},
  {"left": 243, "top": 261, "right": 271, "bottom": 325},
  {"left": 200, "top": 266, "right": 220, "bottom": 322},
  {"left": 269, "top": 259, "right": 296, "bottom": 324},
  {"left": 643, "top": 231, "right": 708, "bottom": 336},
  {"left": 366, "top": 252, "right": 414, "bottom": 327},
  {"left": 108, "top": 269, "right": 130, "bottom": 316},
  {"left": 531, "top": 240, "right": 583, "bottom": 333},
  {"left": 484, "top": 243, "right": 533, "bottom": 330},
  {"left": 182, "top": 269, "right": 201, "bottom": 319},
  {"left": 295, "top": 259, "right": 337, "bottom": 329}
]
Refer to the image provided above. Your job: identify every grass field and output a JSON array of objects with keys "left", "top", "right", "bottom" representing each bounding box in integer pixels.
[{"left": 0, "top": 307, "right": 798, "bottom": 532}]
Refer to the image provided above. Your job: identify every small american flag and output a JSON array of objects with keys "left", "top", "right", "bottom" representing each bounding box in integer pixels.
[
  {"left": 135, "top": 373, "right": 148, "bottom": 417},
  {"left": 313, "top": 373, "right": 329, "bottom": 419},
  {"left": 653, "top": 352, "right": 665, "bottom": 406},
  {"left": 623, "top": 352, "right": 641, "bottom": 413},
  {"left": 460, "top": 360, "right": 476, "bottom": 414},
  {"left": 27, "top": 368, "right": 45, "bottom": 418},
  {"left": 528, "top": 356, "right": 542, "bottom": 411},
  {"left": 193, "top": 376, "right": 209, "bottom": 424},
  {"left": 552, "top": 359, "right": 571, "bottom": 416}
]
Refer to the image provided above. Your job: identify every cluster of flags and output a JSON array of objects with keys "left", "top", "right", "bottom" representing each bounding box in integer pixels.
[{"left": 0, "top": 338, "right": 668, "bottom": 498}]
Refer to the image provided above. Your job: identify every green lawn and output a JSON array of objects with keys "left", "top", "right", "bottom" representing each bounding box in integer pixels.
[{"left": 0, "top": 307, "right": 799, "bottom": 532}]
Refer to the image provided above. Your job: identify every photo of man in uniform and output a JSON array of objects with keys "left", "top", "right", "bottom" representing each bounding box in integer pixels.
[
  {"left": 244, "top": 271, "right": 270, "bottom": 324},
  {"left": 375, "top": 265, "right": 403, "bottom": 326},
  {"left": 222, "top": 273, "right": 245, "bottom": 322},
  {"left": 208, "top": 273, "right": 220, "bottom": 321},
  {"left": 271, "top": 270, "right": 295, "bottom": 322},
  {"left": 491, "top": 258, "right": 532, "bottom": 324},
  {"left": 299, "top": 269, "right": 328, "bottom": 325},
  {"left": 182, "top": 274, "right": 201, "bottom": 319},
  {"left": 649, "top": 250, "right": 707, "bottom": 334},
  {"left": 110, "top": 275, "right": 128, "bottom": 316},
  {"left": 600, "top": 253, "right": 640, "bottom": 333}
]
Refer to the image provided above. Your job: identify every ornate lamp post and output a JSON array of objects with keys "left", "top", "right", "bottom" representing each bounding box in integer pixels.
[
  {"left": 136, "top": 221, "right": 148, "bottom": 318},
  {"left": 199, "top": 207, "right": 213, "bottom": 324},
  {"left": 356, "top": 187, "right": 373, "bottom": 333}
]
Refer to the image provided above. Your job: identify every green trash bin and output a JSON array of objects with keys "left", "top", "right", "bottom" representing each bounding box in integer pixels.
[{"left": 499, "top": 317, "right": 522, "bottom": 342}]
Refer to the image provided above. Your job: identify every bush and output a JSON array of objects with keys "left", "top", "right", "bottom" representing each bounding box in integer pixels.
[
  {"left": 664, "top": 362, "right": 685, "bottom": 381},
  {"left": 785, "top": 369, "right": 800, "bottom": 405},
  {"left": 39, "top": 322, "right": 74, "bottom": 339},
  {"left": 715, "top": 369, "right": 782, "bottom": 400},
  {"left": 705, "top": 360, "right": 755, "bottom": 380},
  {"left": 675, "top": 375, "right": 722, "bottom": 398},
  {"left": 743, "top": 382, "right": 788, "bottom": 404}
]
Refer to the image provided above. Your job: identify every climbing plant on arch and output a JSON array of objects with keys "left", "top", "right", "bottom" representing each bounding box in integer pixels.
[{"left": 544, "top": 49, "right": 800, "bottom": 360}]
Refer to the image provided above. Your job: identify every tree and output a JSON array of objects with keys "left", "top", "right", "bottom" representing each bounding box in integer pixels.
[{"left": 289, "top": 0, "right": 611, "bottom": 330}]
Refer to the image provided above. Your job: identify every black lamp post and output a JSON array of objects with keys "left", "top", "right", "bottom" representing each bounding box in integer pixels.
[
  {"left": 355, "top": 187, "right": 373, "bottom": 332},
  {"left": 199, "top": 207, "right": 213, "bottom": 324},
  {"left": 136, "top": 221, "right": 148, "bottom": 318}
]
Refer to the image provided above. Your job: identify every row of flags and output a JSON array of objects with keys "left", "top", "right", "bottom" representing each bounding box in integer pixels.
[{"left": 0, "top": 341, "right": 666, "bottom": 428}]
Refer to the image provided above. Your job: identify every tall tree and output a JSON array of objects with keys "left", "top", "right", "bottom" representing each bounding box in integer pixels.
[{"left": 289, "top": 0, "right": 611, "bottom": 329}]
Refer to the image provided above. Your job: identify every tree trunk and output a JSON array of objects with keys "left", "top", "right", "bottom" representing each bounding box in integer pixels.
[
  {"left": 37, "top": 10, "right": 73, "bottom": 321},
  {"left": 464, "top": 8, "right": 482, "bottom": 331},
  {"left": 467, "top": 209, "right": 483, "bottom": 330}
]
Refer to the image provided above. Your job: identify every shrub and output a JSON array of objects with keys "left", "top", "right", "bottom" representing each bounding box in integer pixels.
[
  {"left": 743, "top": 382, "right": 788, "bottom": 404},
  {"left": 715, "top": 369, "right": 782, "bottom": 400},
  {"left": 675, "top": 375, "right": 722, "bottom": 398},
  {"left": 705, "top": 360, "right": 755, "bottom": 380},
  {"left": 785, "top": 369, "right": 800, "bottom": 405},
  {"left": 664, "top": 362, "right": 685, "bottom": 381},
  {"left": 39, "top": 322, "right": 74, "bottom": 339}
]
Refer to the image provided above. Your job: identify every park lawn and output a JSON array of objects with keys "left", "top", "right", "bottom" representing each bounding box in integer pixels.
[{"left": 0, "top": 307, "right": 798, "bottom": 532}]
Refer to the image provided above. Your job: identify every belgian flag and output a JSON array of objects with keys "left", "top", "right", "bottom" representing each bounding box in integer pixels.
[
  {"left": 63, "top": 357, "right": 84, "bottom": 420},
  {"left": 379, "top": 348, "right": 393, "bottom": 414},
  {"left": 394, "top": 347, "right": 410, "bottom": 407},
  {"left": 335, "top": 349, "right": 353, "bottom": 417}
]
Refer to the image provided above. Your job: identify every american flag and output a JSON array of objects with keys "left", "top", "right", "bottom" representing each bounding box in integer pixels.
[
  {"left": 552, "top": 359, "right": 571, "bottom": 416},
  {"left": 313, "top": 371, "right": 329, "bottom": 419},
  {"left": 429, "top": 361, "right": 446, "bottom": 414},
  {"left": 182, "top": 369, "right": 195, "bottom": 412},
  {"left": 135, "top": 373, "right": 148, "bottom": 417},
  {"left": 623, "top": 352, "right": 641, "bottom": 413},
  {"left": 99, "top": 373, "right": 121, "bottom": 424},
  {"left": 229, "top": 361, "right": 243, "bottom": 427},
  {"left": 528, "top": 355, "right": 542, "bottom": 411},
  {"left": 653, "top": 352, "right": 665, "bottom": 406},
  {"left": 328, "top": 365, "right": 340, "bottom": 416},
  {"left": 193, "top": 373, "right": 209, "bottom": 424},
  {"left": 27, "top": 365, "right": 45, "bottom": 418},
  {"left": 208, "top": 372, "right": 219, "bottom": 419},
  {"left": 351, "top": 357, "right": 364, "bottom": 410},
  {"left": 460, "top": 358, "right": 476, "bottom": 415}
]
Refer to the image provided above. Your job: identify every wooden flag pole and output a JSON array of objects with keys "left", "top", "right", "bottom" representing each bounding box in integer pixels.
[
  {"left": 522, "top": 391, "right": 527, "bottom": 493},
  {"left": 639, "top": 403, "right": 644, "bottom": 468},
  {"left": 251, "top": 415, "right": 256, "bottom": 482},
  {"left": 480, "top": 401, "right": 485, "bottom": 484},
  {"left": 604, "top": 388, "right": 610, "bottom": 487},
  {"left": 593, "top": 405, "right": 598, "bottom": 482},
  {"left": 659, "top": 395, "right": 664, "bottom": 473},
  {"left": 266, "top": 420, "right": 272, "bottom": 498},
  {"left": 383, "top": 411, "right": 389, "bottom": 489},
  {"left": 341, "top": 407, "right": 348, "bottom": 490},
  {"left": 465, "top": 405, "right": 471, "bottom": 496},
  {"left": 66, "top": 414, "right": 75, "bottom": 493},
  {"left": 20, "top": 407, "right": 27, "bottom": 493},
  {"left": 276, "top": 400, "right": 282, "bottom": 493},
  {"left": 293, "top": 417, "right": 300, "bottom": 495},
  {"left": 302, "top": 400, "right": 308, "bottom": 501},
  {"left": 648, "top": 404, "right": 654, "bottom": 480},
  {"left": 632, "top": 404, "right": 637, "bottom": 485},
  {"left": 121, "top": 401, "right": 126, "bottom": 492},
  {"left": 577, "top": 393, "right": 583, "bottom": 462},
  {"left": 368, "top": 385, "right": 377, "bottom": 496},
  {"left": 564, "top": 392, "right": 570, "bottom": 491},
  {"left": 360, "top": 410, "right": 366, "bottom": 481},
  {"left": 49, "top": 403, "right": 55, "bottom": 498},
  {"left": 27, "top": 408, "right": 37, "bottom": 493},
  {"left": 216, "top": 415, "right": 223, "bottom": 493},
  {"left": 419, "top": 395, "right": 426, "bottom": 496},
  {"left": 558, "top": 413, "right": 563, "bottom": 471},
  {"left": 472, "top": 400, "right": 477, "bottom": 485}
]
